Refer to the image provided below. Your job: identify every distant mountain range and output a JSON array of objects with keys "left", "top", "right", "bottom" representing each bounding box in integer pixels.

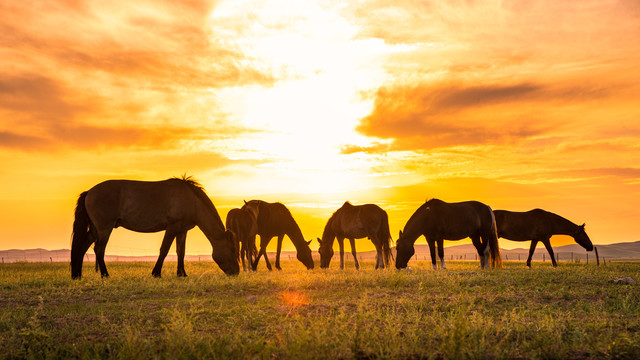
[{"left": 2, "top": 241, "right": 640, "bottom": 263}]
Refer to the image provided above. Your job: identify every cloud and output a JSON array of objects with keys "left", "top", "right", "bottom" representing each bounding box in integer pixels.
[
  {"left": 0, "top": 131, "right": 50, "bottom": 151},
  {"left": 500, "top": 167, "right": 640, "bottom": 185},
  {"left": 353, "top": 81, "right": 601, "bottom": 151},
  {"left": 0, "top": 0, "right": 277, "bottom": 154},
  {"left": 340, "top": 142, "right": 391, "bottom": 155},
  {"left": 0, "top": 74, "right": 86, "bottom": 122}
]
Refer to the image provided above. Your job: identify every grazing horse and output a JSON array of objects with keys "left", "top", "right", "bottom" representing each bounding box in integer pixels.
[
  {"left": 71, "top": 177, "right": 240, "bottom": 279},
  {"left": 226, "top": 202, "right": 259, "bottom": 271},
  {"left": 395, "top": 199, "right": 502, "bottom": 270},
  {"left": 493, "top": 209, "right": 593, "bottom": 268},
  {"left": 242, "top": 200, "right": 314, "bottom": 271},
  {"left": 317, "top": 201, "right": 392, "bottom": 269}
]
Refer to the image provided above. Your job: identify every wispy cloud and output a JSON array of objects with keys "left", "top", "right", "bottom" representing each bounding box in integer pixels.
[{"left": 0, "top": 0, "right": 275, "bottom": 153}]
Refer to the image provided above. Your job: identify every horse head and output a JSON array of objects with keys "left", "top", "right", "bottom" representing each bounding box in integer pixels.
[
  {"left": 317, "top": 237, "right": 334, "bottom": 268},
  {"left": 212, "top": 230, "right": 240, "bottom": 275},
  {"left": 574, "top": 223, "right": 594, "bottom": 251},
  {"left": 395, "top": 230, "right": 415, "bottom": 269},
  {"left": 296, "top": 239, "right": 315, "bottom": 270}
]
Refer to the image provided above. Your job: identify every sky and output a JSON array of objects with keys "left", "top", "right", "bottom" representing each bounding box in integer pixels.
[{"left": 1, "top": 0, "right": 639, "bottom": 256}]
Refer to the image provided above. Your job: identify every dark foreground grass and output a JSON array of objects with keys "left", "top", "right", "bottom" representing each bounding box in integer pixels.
[{"left": 0, "top": 260, "right": 639, "bottom": 359}]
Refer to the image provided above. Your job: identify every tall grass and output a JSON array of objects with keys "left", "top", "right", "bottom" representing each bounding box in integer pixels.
[{"left": 0, "top": 260, "right": 638, "bottom": 359}]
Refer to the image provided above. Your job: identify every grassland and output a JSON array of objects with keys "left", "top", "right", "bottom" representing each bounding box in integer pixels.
[{"left": 1, "top": 260, "right": 639, "bottom": 359}]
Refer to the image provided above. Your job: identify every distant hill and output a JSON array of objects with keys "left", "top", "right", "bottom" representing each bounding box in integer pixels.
[{"left": 2, "top": 241, "right": 640, "bottom": 264}]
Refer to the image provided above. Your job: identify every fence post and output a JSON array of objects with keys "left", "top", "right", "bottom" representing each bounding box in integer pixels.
[
  {"left": 518, "top": 254, "right": 521, "bottom": 261},
  {"left": 571, "top": 252, "right": 573, "bottom": 262},
  {"left": 586, "top": 253, "right": 589, "bottom": 264},
  {"left": 543, "top": 253, "right": 545, "bottom": 262},
  {"left": 595, "top": 247, "right": 600, "bottom": 266}
]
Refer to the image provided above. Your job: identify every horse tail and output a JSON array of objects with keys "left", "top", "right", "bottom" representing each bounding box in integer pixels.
[
  {"left": 71, "top": 191, "right": 91, "bottom": 279},
  {"left": 488, "top": 209, "right": 503, "bottom": 268},
  {"left": 380, "top": 210, "right": 393, "bottom": 267}
]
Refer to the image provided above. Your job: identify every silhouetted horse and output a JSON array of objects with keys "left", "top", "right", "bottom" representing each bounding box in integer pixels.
[
  {"left": 226, "top": 202, "right": 259, "bottom": 271},
  {"left": 242, "top": 200, "right": 314, "bottom": 270},
  {"left": 317, "top": 201, "right": 392, "bottom": 269},
  {"left": 493, "top": 209, "right": 593, "bottom": 268},
  {"left": 395, "top": 199, "right": 502, "bottom": 269},
  {"left": 71, "top": 177, "right": 239, "bottom": 279}
]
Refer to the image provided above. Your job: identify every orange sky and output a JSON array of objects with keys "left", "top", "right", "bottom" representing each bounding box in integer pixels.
[{"left": 1, "top": 0, "right": 639, "bottom": 255}]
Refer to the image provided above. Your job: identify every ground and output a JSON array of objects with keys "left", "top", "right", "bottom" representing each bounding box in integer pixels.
[{"left": 0, "top": 260, "right": 639, "bottom": 359}]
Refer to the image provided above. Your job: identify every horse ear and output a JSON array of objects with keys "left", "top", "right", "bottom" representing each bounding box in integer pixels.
[
  {"left": 317, "top": 237, "right": 322, "bottom": 244},
  {"left": 581, "top": 223, "right": 586, "bottom": 229},
  {"left": 306, "top": 240, "right": 312, "bottom": 246},
  {"left": 399, "top": 230, "right": 403, "bottom": 238},
  {"left": 244, "top": 200, "right": 247, "bottom": 204}
]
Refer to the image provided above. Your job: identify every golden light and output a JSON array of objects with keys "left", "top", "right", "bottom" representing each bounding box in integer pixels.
[{"left": 279, "top": 291, "right": 310, "bottom": 307}]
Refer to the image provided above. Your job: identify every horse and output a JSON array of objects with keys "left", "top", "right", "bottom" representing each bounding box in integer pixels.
[
  {"left": 317, "top": 201, "right": 392, "bottom": 269},
  {"left": 226, "top": 202, "right": 259, "bottom": 271},
  {"left": 71, "top": 177, "right": 240, "bottom": 279},
  {"left": 241, "top": 200, "right": 314, "bottom": 271},
  {"left": 395, "top": 199, "right": 503, "bottom": 270},
  {"left": 493, "top": 209, "right": 593, "bottom": 268}
]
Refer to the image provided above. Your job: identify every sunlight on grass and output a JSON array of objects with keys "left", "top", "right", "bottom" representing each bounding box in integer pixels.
[{"left": 0, "top": 260, "right": 638, "bottom": 359}]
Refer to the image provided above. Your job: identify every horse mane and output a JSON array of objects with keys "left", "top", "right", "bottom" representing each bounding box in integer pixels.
[
  {"left": 171, "top": 175, "right": 225, "bottom": 229},
  {"left": 170, "top": 174, "right": 205, "bottom": 192},
  {"left": 541, "top": 209, "right": 581, "bottom": 230}
]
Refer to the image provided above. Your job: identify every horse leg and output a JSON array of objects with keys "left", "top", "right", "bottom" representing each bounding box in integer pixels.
[
  {"left": 261, "top": 236, "right": 274, "bottom": 271},
  {"left": 252, "top": 235, "right": 271, "bottom": 271},
  {"left": 152, "top": 230, "right": 176, "bottom": 278},
  {"left": 263, "top": 250, "right": 273, "bottom": 271},
  {"left": 239, "top": 239, "right": 247, "bottom": 272},
  {"left": 542, "top": 238, "right": 557, "bottom": 267},
  {"left": 94, "top": 228, "right": 112, "bottom": 278},
  {"left": 349, "top": 238, "right": 360, "bottom": 270},
  {"left": 470, "top": 234, "right": 484, "bottom": 269},
  {"left": 437, "top": 238, "right": 446, "bottom": 269},
  {"left": 252, "top": 248, "right": 264, "bottom": 271},
  {"left": 427, "top": 239, "right": 437, "bottom": 270},
  {"left": 526, "top": 239, "right": 539, "bottom": 268},
  {"left": 372, "top": 239, "right": 384, "bottom": 269},
  {"left": 337, "top": 237, "right": 345, "bottom": 270},
  {"left": 176, "top": 231, "right": 187, "bottom": 277},
  {"left": 275, "top": 235, "right": 284, "bottom": 271}
]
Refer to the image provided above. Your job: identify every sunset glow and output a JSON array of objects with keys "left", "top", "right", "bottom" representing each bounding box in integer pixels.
[{"left": 1, "top": 0, "right": 640, "bottom": 255}]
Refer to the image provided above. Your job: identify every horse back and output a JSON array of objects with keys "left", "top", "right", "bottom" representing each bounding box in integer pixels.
[
  {"left": 333, "top": 203, "right": 385, "bottom": 239},
  {"left": 252, "top": 201, "right": 299, "bottom": 238},
  {"left": 428, "top": 200, "right": 493, "bottom": 239},
  {"left": 86, "top": 179, "right": 200, "bottom": 233},
  {"left": 226, "top": 208, "right": 257, "bottom": 242},
  {"left": 493, "top": 209, "right": 551, "bottom": 241}
]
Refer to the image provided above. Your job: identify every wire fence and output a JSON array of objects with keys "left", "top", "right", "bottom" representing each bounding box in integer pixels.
[{"left": 0, "top": 249, "right": 632, "bottom": 264}]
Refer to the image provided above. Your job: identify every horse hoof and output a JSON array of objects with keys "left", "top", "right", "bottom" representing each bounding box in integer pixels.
[{"left": 152, "top": 272, "right": 161, "bottom": 278}]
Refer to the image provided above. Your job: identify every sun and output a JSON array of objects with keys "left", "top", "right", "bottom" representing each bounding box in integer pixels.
[{"left": 204, "top": 0, "right": 398, "bottom": 195}]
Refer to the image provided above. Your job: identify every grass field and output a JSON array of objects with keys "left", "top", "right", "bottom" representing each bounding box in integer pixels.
[{"left": 1, "top": 260, "right": 639, "bottom": 359}]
